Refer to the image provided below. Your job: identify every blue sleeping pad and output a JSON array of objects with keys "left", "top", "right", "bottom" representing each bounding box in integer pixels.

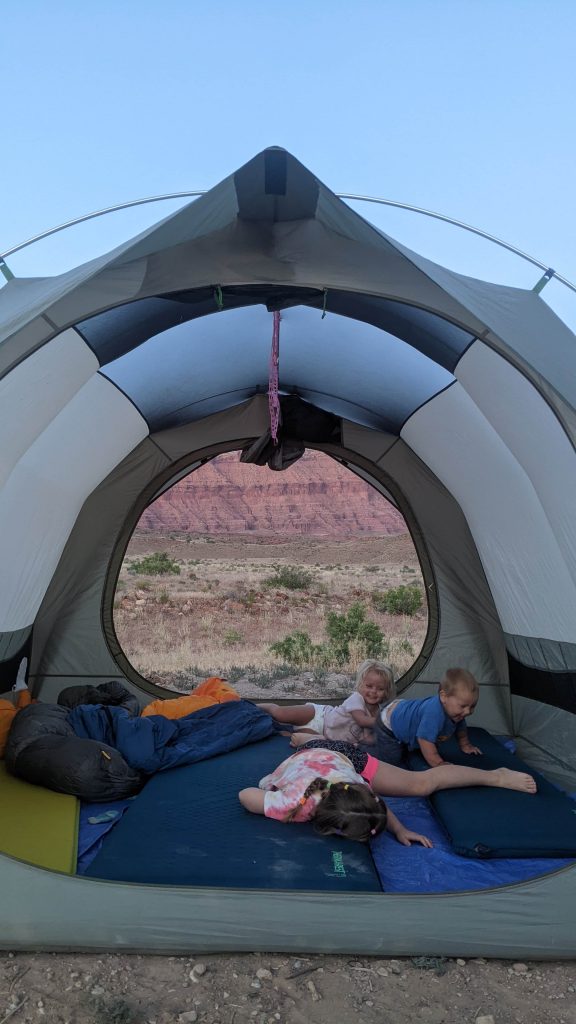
[
  {"left": 406, "top": 727, "right": 576, "bottom": 858},
  {"left": 85, "top": 734, "right": 382, "bottom": 891}
]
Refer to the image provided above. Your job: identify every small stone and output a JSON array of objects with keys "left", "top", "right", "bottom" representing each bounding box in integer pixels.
[
  {"left": 189, "top": 963, "right": 207, "bottom": 982},
  {"left": 390, "top": 963, "right": 402, "bottom": 975},
  {"left": 306, "top": 979, "right": 321, "bottom": 1001},
  {"left": 91, "top": 986, "right": 105, "bottom": 996},
  {"left": 256, "top": 968, "right": 272, "bottom": 980},
  {"left": 251, "top": 980, "right": 262, "bottom": 989},
  {"left": 456, "top": 958, "right": 466, "bottom": 966},
  {"left": 475, "top": 1016, "right": 495, "bottom": 1024},
  {"left": 377, "top": 967, "right": 389, "bottom": 977},
  {"left": 512, "top": 962, "right": 529, "bottom": 974},
  {"left": 178, "top": 1013, "right": 198, "bottom": 1024}
]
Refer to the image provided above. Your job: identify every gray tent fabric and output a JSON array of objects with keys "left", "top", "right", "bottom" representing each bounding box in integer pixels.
[{"left": 1, "top": 147, "right": 576, "bottom": 956}]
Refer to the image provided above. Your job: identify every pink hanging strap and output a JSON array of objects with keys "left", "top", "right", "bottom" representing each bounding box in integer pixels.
[{"left": 268, "top": 310, "right": 281, "bottom": 444}]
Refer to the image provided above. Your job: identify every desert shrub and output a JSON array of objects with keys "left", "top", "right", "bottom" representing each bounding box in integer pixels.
[
  {"left": 270, "top": 631, "right": 329, "bottom": 668},
  {"left": 264, "top": 565, "right": 313, "bottom": 590},
  {"left": 270, "top": 603, "right": 387, "bottom": 671},
  {"left": 223, "top": 629, "right": 243, "bottom": 646},
  {"left": 128, "top": 551, "right": 181, "bottom": 576},
  {"left": 158, "top": 590, "right": 170, "bottom": 604},
  {"left": 325, "top": 602, "right": 386, "bottom": 663},
  {"left": 372, "top": 585, "right": 422, "bottom": 616}
]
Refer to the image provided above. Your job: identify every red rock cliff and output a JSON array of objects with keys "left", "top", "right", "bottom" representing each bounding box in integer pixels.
[{"left": 138, "top": 451, "right": 406, "bottom": 538}]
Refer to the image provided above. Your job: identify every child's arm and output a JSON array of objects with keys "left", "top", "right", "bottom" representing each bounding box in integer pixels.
[
  {"left": 385, "top": 806, "right": 433, "bottom": 848},
  {"left": 456, "top": 725, "right": 482, "bottom": 755},
  {"left": 349, "top": 709, "right": 377, "bottom": 729},
  {"left": 238, "top": 788, "right": 266, "bottom": 814},
  {"left": 417, "top": 737, "right": 449, "bottom": 767}
]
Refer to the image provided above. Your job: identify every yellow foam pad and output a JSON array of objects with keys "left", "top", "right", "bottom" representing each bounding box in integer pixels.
[{"left": 0, "top": 763, "right": 79, "bottom": 873}]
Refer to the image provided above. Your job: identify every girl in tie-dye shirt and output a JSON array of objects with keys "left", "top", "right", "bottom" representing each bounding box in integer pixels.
[{"left": 239, "top": 744, "right": 431, "bottom": 845}]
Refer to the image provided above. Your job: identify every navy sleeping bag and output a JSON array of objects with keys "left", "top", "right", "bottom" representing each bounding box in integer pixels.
[
  {"left": 406, "top": 727, "right": 576, "bottom": 858},
  {"left": 68, "top": 699, "right": 278, "bottom": 773}
]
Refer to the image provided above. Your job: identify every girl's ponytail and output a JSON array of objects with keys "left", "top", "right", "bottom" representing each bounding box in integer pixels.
[{"left": 284, "top": 776, "right": 330, "bottom": 821}]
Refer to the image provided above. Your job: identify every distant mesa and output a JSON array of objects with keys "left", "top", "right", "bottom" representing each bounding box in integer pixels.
[{"left": 138, "top": 451, "right": 407, "bottom": 538}]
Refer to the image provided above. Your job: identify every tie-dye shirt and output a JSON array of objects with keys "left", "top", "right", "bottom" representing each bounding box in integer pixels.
[{"left": 259, "top": 747, "right": 367, "bottom": 822}]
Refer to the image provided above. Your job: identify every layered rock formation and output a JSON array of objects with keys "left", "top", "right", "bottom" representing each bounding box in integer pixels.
[{"left": 138, "top": 451, "right": 406, "bottom": 537}]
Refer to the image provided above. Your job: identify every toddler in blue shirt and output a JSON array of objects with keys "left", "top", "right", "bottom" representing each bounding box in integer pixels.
[{"left": 376, "top": 667, "right": 481, "bottom": 767}]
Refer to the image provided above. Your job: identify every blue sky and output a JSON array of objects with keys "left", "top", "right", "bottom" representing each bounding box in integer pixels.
[{"left": 2, "top": 0, "right": 575, "bottom": 325}]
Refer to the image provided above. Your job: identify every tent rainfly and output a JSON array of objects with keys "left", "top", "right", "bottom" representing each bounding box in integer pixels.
[{"left": 1, "top": 148, "right": 576, "bottom": 957}]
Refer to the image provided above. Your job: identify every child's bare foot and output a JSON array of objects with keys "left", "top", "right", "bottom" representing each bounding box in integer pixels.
[
  {"left": 493, "top": 768, "right": 537, "bottom": 793},
  {"left": 290, "top": 732, "right": 316, "bottom": 748}
]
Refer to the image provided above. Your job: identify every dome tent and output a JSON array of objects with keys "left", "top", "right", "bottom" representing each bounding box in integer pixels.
[{"left": 1, "top": 147, "right": 575, "bottom": 956}]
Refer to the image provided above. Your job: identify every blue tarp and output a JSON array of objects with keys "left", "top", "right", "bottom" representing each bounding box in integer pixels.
[
  {"left": 371, "top": 795, "right": 574, "bottom": 892},
  {"left": 68, "top": 700, "right": 278, "bottom": 774}
]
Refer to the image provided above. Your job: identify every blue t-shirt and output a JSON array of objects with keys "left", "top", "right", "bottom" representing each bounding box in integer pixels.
[{"left": 388, "top": 695, "right": 465, "bottom": 750}]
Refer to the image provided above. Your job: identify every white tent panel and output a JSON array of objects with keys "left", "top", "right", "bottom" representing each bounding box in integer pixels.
[
  {"left": 457, "top": 341, "right": 576, "bottom": 588},
  {"left": 0, "top": 375, "right": 148, "bottom": 631},
  {"left": 0, "top": 329, "right": 98, "bottom": 489},
  {"left": 401, "top": 383, "right": 576, "bottom": 641}
]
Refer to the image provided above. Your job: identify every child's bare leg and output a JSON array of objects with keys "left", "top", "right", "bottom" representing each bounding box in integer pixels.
[
  {"left": 371, "top": 761, "right": 537, "bottom": 797},
  {"left": 257, "top": 704, "right": 316, "bottom": 727}
]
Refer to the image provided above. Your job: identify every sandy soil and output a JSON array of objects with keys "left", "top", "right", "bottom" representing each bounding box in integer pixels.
[
  {"left": 2, "top": 949, "right": 575, "bottom": 1024},
  {"left": 114, "top": 532, "right": 427, "bottom": 692}
]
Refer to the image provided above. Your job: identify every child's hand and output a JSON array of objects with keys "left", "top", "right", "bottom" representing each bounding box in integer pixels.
[
  {"left": 459, "top": 742, "right": 482, "bottom": 755},
  {"left": 395, "top": 827, "right": 433, "bottom": 848}
]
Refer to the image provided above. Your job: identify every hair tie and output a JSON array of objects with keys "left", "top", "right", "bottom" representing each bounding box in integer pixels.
[
  {"left": 298, "top": 797, "right": 307, "bottom": 806},
  {"left": 370, "top": 828, "right": 378, "bottom": 835}
]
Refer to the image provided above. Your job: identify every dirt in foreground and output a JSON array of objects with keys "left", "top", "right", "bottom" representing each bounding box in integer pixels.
[{"left": 1, "top": 950, "right": 575, "bottom": 1024}]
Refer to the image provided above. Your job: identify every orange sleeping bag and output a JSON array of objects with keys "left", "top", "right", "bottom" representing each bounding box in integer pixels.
[
  {"left": 0, "top": 689, "right": 33, "bottom": 758},
  {"left": 141, "top": 676, "right": 240, "bottom": 720}
]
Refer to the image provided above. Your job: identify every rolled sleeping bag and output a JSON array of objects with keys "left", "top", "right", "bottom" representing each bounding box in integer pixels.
[{"left": 5, "top": 703, "right": 143, "bottom": 801}]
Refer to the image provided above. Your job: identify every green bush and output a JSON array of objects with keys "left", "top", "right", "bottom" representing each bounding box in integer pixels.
[
  {"left": 264, "top": 565, "right": 313, "bottom": 590},
  {"left": 223, "top": 629, "right": 243, "bottom": 646},
  {"left": 372, "top": 585, "right": 422, "bottom": 616},
  {"left": 128, "top": 551, "right": 181, "bottom": 576},
  {"left": 270, "top": 603, "right": 388, "bottom": 670},
  {"left": 325, "top": 602, "right": 386, "bottom": 663},
  {"left": 269, "top": 631, "right": 329, "bottom": 668}
]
